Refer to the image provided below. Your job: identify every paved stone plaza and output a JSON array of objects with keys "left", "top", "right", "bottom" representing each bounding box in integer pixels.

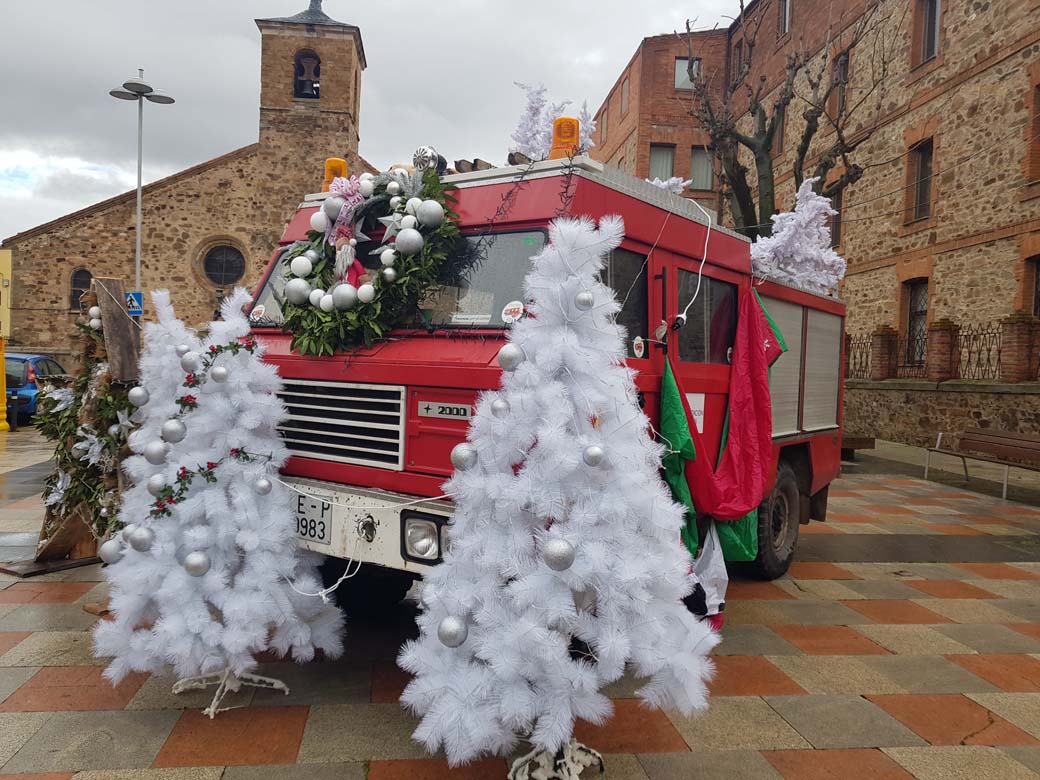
[{"left": 1, "top": 432, "right": 1040, "bottom": 779}]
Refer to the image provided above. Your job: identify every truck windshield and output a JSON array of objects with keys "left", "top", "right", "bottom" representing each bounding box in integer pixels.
[{"left": 249, "top": 230, "right": 547, "bottom": 329}]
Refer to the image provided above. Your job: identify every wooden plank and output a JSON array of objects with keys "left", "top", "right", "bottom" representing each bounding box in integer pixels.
[
  {"left": 93, "top": 277, "right": 139, "bottom": 383},
  {"left": 0, "top": 556, "right": 100, "bottom": 578},
  {"left": 35, "top": 504, "right": 94, "bottom": 562},
  {"left": 961, "top": 428, "right": 1040, "bottom": 445},
  {"left": 929, "top": 448, "right": 1040, "bottom": 472},
  {"left": 841, "top": 436, "right": 875, "bottom": 450}
]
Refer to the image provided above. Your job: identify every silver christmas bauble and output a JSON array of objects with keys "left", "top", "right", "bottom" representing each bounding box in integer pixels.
[
  {"left": 308, "top": 288, "right": 326, "bottom": 307},
  {"left": 416, "top": 200, "right": 445, "bottom": 228},
  {"left": 147, "top": 473, "right": 166, "bottom": 497},
  {"left": 304, "top": 249, "right": 321, "bottom": 262},
  {"left": 89, "top": 318, "right": 103, "bottom": 330},
  {"left": 382, "top": 267, "right": 397, "bottom": 283},
  {"left": 183, "top": 550, "right": 211, "bottom": 577},
  {"left": 128, "top": 386, "right": 150, "bottom": 407},
  {"left": 490, "top": 398, "right": 510, "bottom": 418},
  {"left": 100, "top": 506, "right": 110, "bottom": 518},
  {"left": 121, "top": 523, "right": 138, "bottom": 542},
  {"left": 99, "top": 538, "right": 124, "bottom": 565},
  {"left": 160, "top": 418, "right": 187, "bottom": 444},
  {"left": 400, "top": 214, "right": 418, "bottom": 230},
  {"left": 450, "top": 442, "right": 478, "bottom": 471},
  {"left": 108, "top": 423, "right": 121, "bottom": 438},
  {"left": 395, "top": 228, "right": 424, "bottom": 256},
  {"left": 319, "top": 294, "right": 336, "bottom": 312},
  {"left": 357, "top": 283, "right": 376, "bottom": 303},
  {"left": 405, "top": 197, "right": 423, "bottom": 216},
  {"left": 175, "top": 344, "right": 191, "bottom": 357},
  {"left": 389, "top": 195, "right": 403, "bottom": 209},
  {"left": 380, "top": 248, "right": 397, "bottom": 267},
  {"left": 360, "top": 172, "right": 374, "bottom": 182},
  {"left": 575, "top": 291, "right": 595, "bottom": 311},
  {"left": 88, "top": 306, "right": 102, "bottom": 319},
  {"left": 210, "top": 366, "right": 229, "bottom": 383},
  {"left": 143, "top": 440, "right": 169, "bottom": 465},
  {"left": 332, "top": 284, "right": 358, "bottom": 310},
  {"left": 497, "top": 343, "right": 524, "bottom": 371},
  {"left": 310, "top": 210, "right": 329, "bottom": 233},
  {"left": 290, "top": 255, "right": 313, "bottom": 278},
  {"left": 359, "top": 179, "right": 374, "bottom": 198},
  {"left": 254, "top": 477, "right": 273, "bottom": 495},
  {"left": 179, "top": 352, "right": 200, "bottom": 373},
  {"left": 128, "top": 526, "right": 155, "bottom": 552},
  {"left": 582, "top": 444, "right": 605, "bottom": 467},
  {"left": 386, "top": 180, "right": 401, "bottom": 196},
  {"left": 543, "top": 538, "right": 576, "bottom": 571},
  {"left": 437, "top": 615, "right": 468, "bottom": 648},
  {"left": 284, "top": 278, "right": 312, "bottom": 305},
  {"left": 413, "top": 145, "right": 439, "bottom": 171},
  {"left": 323, "top": 195, "right": 346, "bottom": 221}
]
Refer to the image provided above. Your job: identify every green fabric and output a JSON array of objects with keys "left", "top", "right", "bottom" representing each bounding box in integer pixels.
[{"left": 660, "top": 361, "right": 699, "bottom": 554}]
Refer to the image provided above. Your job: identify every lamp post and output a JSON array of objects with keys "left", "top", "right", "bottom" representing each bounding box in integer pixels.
[{"left": 109, "top": 69, "right": 175, "bottom": 295}]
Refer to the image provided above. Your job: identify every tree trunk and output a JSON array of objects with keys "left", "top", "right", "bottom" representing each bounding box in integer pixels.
[{"left": 754, "top": 149, "right": 776, "bottom": 237}]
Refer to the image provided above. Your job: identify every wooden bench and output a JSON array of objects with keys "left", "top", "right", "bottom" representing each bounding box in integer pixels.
[
  {"left": 841, "top": 435, "right": 876, "bottom": 461},
  {"left": 925, "top": 429, "right": 1040, "bottom": 499}
]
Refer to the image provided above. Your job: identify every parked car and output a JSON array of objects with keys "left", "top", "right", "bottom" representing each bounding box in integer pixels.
[{"left": 5, "top": 353, "right": 67, "bottom": 422}]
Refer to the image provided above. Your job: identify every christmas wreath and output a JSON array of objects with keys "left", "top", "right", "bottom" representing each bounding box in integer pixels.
[{"left": 281, "top": 148, "right": 461, "bottom": 355}]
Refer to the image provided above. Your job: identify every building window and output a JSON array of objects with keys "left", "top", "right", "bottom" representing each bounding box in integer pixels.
[
  {"left": 69, "top": 268, "right": 92, "bottom": 310},
  {"left": 620, "top": 78, "right": 630, "bottom": 116},
  {"left": 905, "top": 279, "right": 929, "bottom": 365},
  {"left": 1032, "top": 257, "right": 1040, "bottom": 318},
  {"left": 830, "top": 188, "right": 843, "bottom": 248},
  {"left": 773, "top": 102, "right": 786, "bottom": 154},
  {"left": 732, "top": 41, "right": 744, "bottom": 81},
  {"left": 920, "top": 0, "right": 940, "bottom": 63},
  {"left": 675, "top": 58, "right": 699, "bottom": 90},
  {"left": 690, "top": 147, "right": 714, "bottom": 190},
  {"left": 202, "top": 245, "right": 245, "bottom": 287},
  {"left": 833, "top": 52, "right": 850, "bottom": 117},
  {"left": 649, "top": 145, "right": 676, "bottom": 180},
  {"left": 293, "top": 49, "right": 321, "bottom": 99},
  {"left": 600, "top": 107, "right": 608, "bottom": 142},
  {"left": 778, "top": 0, "right": 791, "bottom": 37},
  {"left": 1028, "top": 84, "right": 1040, "bottom": 182},
  {"left": 907, "top": 138, "right": 934, "bottom": 222}
]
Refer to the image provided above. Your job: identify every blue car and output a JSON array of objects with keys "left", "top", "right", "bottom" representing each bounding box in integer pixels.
[{"left": 5, "top": 353, "right": 67, "bottom": 422}]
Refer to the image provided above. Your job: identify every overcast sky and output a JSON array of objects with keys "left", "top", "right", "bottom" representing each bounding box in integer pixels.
[{"left": 0, "top": 0, "right": 732, "bottom": 241}]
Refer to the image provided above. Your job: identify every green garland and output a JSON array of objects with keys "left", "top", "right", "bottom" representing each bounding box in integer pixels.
[{"left": 281, "top": 168, "right": 460, "bottom": 355}]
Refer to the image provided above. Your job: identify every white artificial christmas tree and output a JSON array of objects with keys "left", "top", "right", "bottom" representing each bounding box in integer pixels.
[
  {"left": 94, "top": 289, "right": 343, "bottom": 716},
  {"left": 399, "top": 215, "right": 718, "bottom": 772},
  {"left": 511, "top": 82, "right": 596, "bottom": 161},
  {"left": 751, "top": 177, "right": 847, "bottom": 295}
]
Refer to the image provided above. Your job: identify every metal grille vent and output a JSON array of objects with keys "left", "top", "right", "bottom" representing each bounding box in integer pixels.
[{"left": 278, "top": 380, "right": 405, "bottom": 470}]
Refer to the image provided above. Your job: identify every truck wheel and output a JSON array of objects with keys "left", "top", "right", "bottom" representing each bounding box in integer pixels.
[
  {"left": 319, "top": 558, "right": 416, "bottom": 617},
  {"left": 749, "top": 461, "right": 801, "bottom": 580}
]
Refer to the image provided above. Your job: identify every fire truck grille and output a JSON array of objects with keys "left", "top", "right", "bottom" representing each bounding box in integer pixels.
[{"left": 277, "top": 380, "right": 406, "bottom": 470}]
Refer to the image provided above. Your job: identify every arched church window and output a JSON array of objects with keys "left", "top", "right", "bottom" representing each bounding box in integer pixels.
[
  {"left": 70, "top": 268, "right": 92, "bottom": 310},
  {"left": 202, "top": 245, "right": 245, "bottom": 286},
  {"left": 294, "top": 50, "right": 321, "bottom": 99}
]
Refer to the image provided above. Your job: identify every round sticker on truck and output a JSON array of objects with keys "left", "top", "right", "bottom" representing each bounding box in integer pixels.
[
  {"left": 633, "top": 336, "right": 645, "bottom": 358},
  {"left": 501, "top": 300, "right": 525, "bottom": 324}
]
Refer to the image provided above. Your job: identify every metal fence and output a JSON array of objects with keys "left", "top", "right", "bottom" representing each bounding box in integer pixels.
[
  {"left": 895, "top": 334, "right": 927, "bottom": 378},
  {"left": 954, "top": 322, "right": 1002, "bottom": 381},
  {"left": 846, "top": 334, "right": 872, "bottom": 379}
]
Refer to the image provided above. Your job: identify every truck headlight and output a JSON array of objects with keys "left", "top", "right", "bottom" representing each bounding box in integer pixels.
[{"left": 404, "top": 517, "right": 440, "bottom": 561}]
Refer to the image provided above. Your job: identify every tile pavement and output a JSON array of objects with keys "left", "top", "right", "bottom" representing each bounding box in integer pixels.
[{"left": 0, "top": 469, "right": 1039, "bottom": 776}]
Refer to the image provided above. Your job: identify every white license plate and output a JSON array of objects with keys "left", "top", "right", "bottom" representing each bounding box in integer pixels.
[{"left": 295, "top": 493, "right": 332, "bottom": 545}]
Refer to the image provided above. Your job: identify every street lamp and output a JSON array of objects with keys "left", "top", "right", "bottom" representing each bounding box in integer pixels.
[{"left": 109, "top": 69, "right": 175, "bottom": 296}]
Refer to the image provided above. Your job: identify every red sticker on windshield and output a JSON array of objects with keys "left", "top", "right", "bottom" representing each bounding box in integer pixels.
[{"left": 501, "top": 300, "right": 525, "bottom": 324}]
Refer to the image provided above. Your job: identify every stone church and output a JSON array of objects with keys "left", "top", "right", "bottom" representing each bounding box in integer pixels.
[{"left": 1, "top": 1, "right": 373, "bottom": 368}]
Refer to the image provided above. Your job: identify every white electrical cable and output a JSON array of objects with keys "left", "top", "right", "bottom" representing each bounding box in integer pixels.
[
  {"left": 675, "top": 200, "right": 714, "bottom": 329},
  {"left": 274, "top": 476, "right": 449, "bottom": 511}
]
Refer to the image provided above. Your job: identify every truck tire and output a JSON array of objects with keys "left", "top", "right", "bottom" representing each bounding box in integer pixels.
[
  {"left": 749, "top": 461, "right": 801, "bottom": 580},
  {"left": 319, "top": 559, "right": 416, "bottom": 617}
]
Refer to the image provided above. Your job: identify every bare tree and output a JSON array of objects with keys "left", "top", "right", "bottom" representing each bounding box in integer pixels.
[{"left": 681, "top": 0, "right": 904, "bottom": 238}]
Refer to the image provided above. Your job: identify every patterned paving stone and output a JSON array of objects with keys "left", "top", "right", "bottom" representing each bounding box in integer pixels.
[
  {"left": 968, "top": 694, "right": 1040, "bottom": 738},
  {"left": 934, "top": 625, "right": 1040, "bottom": 654},
  {"left": 771, "top": 626, "right": 890, "bottom": 656},
  {"left": 0, "top": 632, "right": 103, "bottom": 667},
  {"left": 711, "top": 626, "right": 802, "bottom": 657},
  {"left": 297, "top": 704, "right": 427, "bottom": 762},
  {"left": 765, "top": 695, "right": 926, "bottom": 749},
  {"left": 153, "top": 707, "right": 309, "bottom": 768},
  {"left": 727, "top": 582, "right": 797, "bottom": 601},
  {"left": 768, "top": 656, "right": 906, "bottom": 695},
  {"left": 787, "top": 563, "right": 860, "bottom": 580},
  {"left": 868, "top": 694, "right": 1039, "bottom": 746},
  {"left": 731, "top": 600, "right": 874, "bottom": 626},
  {"left": 369, "top": 660, "right": 410, "bottom": 704},
  {"left": 884, "top": 745, "right": 1040, "bottom": 780},
  {"left": 1011, "top": 624, "right": 1040, "bottom": 642},
  {"left": 0, "top": 633, "right": 30, "bottom": 657},
  {"left": 637, "top": 750, "right": 782, "bottom": 780},
  {"left": 70, "top": 769, "right": 224, "bottom": 780},
  {"left": 666, "top": 695, "right": 810, "bottom": 751},
  {"left": 1, "top": 710, "right": 179, "bottom": 773},
  {"left": 839, "top": 580, "right": 925, "bottom": 600},
  {"left": 996, "top": 600, "right": 1040, "bottom": 623},
  {"left": 859, "top": 655, "right": 999, "bottom": 694},
  {"left": 708, "top": 657, "right": 806, "bottom": 697},
  {"left": 249, "top": 661, "right": 370, "bottom": 707},
  {"left": 948, "top": 655, "right": 1040, "bottom": 692},
  {"left": 0, "top": 583, "right": 95, "bottom": 605},
  {"left": 841, "top": 599, "right": 953, "bottom": 625},
  {"left": 854, "top": 625, "right": 977, "bottom": 656},
  {"left": 916, "top": 599, "right": 1023, "bottom": 624},
  {"left": 125, "top": 674, "right": 254, "bottom": 712},
  {"left": 0, "top": 711, "right": 50, "bottom": 766},
  {"left": 762, "top": 748, "right": 915, "bottom": 780},
  {"left": 0, "top": 605, "right": 100, "bottom": 632},
  {"left": 774, "top": 579, "right": 862, "bottom": 601},
  {"left": 906, "top": 580, "right": 1000, "bottom": 599},
  {"left": 1001, "top": 746, "right": 1040, "bottom": 775},
  {"left": 956, "top": 564, "right": 1040, "bottom": 581},
  {"left": 573, "top": 699, "right": 689, "bottom": 754},
  {"left": 0, "top": 667, "right": 146, "bottom": 712},
  {"left": 366, "top": 758, "right": 507, "bottom": 780},
  {"left": 0, "top": 667, "right": 37, "bottom": 706}
]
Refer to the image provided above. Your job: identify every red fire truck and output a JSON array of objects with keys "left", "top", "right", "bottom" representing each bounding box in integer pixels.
[{"left": 248, "top": 156, "right": 845, "bottom": 610}]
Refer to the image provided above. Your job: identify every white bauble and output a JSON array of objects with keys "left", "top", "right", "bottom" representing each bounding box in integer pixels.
[
  {"left": 128, "top": 386, "right": 149, "bottom": 407},
  {"left": 438, "top": 615, "right": 468, "bottom": 648},
  {"left": 160, "top": 418, "right": 187, "bottom": 444},
  {"left": 332, "top": 284, "right": 358, "bottom": 310},
  {"left": 107, "top": 423, "right": 121, "bottom": 438},
  {"left": 357, "top": 284, "right": 376, "bottom": 303},
  {"left": 582, "top": 444, "right": 605, "bottom": 467},
  {"left": 319, "top": 294, "right": 335, "bottom": 312},
  {"left": 99, "top": 538, "right": 124, "bottom": 565},
  {"left": 179, "top": 352, "right": 200, "bottom": 373},
  {"left": 175, "top": 344, "right": 191, "bottom": 357},
  {"left": 450, "top": 442, "right": 478, "bottom": 471},
  {"left": 389, "top": 196, "right": 403, "bottom": 209},
  {"left": 284, "top": 278, "right": 312, "bottom": 305},
  {"left": 308, "top": 288, "right": 326, "bottom": 307},
  {"left": 497, "top": 343, "right": 524, "bottom": 371},
  {"left": 395, "top": 228, "right": 424, "bottom": 256},
  {"left": 89, "top": 318, "right": 102, "bottom": 330},
  {"left": 359, "top": 172, "right": 374, "bottom": 182},
  {"left": 400, "top": 215, "right": 418, "bottom": 230},
  {"left": 290, "top": 255, "right": 313, "bottom": 278},
  {"left": 309, "top": 210, "right": 329, "bottom": 233},
  {"left": 416, "top": 200, "right": 445, "bottom": 228},
  {"left": 143, "top": 440, "right": 169, "bottom": 465},
  {"left": 254, "top": 477, "right": 273, "bottom": 495},
  {"left": 121, "top": 523, "right": 138, "bottom": 542},
  {"left": 359, "top": 179, "right": 374, "bottom": 198},
  {"left": 382, "top": 267, "right": 397, "bottom": 283},
  {"left": 575, "top": 291, "right": 595, "bottom": 311},
  {"left": 490, "top": 398, "right": 510, "bottom": 418},
  {"left": 183, "top": 551, "right": 211, "bottom": 577},
  {"left": 392, "top": 167, "right": 409, "bottom": 178},
  {"left": 128, "top": 526, "right": 155, "bottom": 552},
  {"left": 323, "top": 195, "right": 346, "bottom": 221},
  {"left": 88, "top": 306, "right": 101, "bottom": 319},
  {"left": 386, "top": 181, "right": 401, "bottom": 196},
  {"left": 380, "top": 248, "right": 397, "bottom": 267},
  {"left": 304, "top": 248, "right": 320, "bottom": 262},
  {"left": 210, "top": 366, "right": 229, "bottom": 383},
  {"left": 543, "top": 538, "right": 576, "bottom": 571},
  {"left": 146, "top": 473, "right": 166, "bottom": 498},
  {"left": 405, "top": 197, "right": 423, "bottom": 215}
]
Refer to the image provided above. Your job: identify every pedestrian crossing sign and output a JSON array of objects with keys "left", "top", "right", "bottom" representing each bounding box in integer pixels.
[{"left": 126, "top": 292, "right": 143, "bottom": 316}]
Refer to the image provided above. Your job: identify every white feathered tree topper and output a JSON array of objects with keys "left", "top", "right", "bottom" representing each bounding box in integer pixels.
[
  {"left": 511, "top": 82, "right": 596, "bottom": 161},
  {"left": 751, "top": 177, "right": 846, "bottom": 294},
  {"left": 399, "top": 215, "right": 717, "bottom": 765}
]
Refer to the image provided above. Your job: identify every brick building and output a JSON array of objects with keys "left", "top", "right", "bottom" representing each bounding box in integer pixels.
[
  {"left": 1, "top": 1, "right": 373, "bottom": 368},
  {"left": 594, "top": 0, "right": 1040, "bottom": 446}
]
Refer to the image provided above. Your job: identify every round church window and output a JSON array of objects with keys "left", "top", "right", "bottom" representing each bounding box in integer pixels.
[{"left": 203, "top": 245, "right": 245, "bottom": 286}]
